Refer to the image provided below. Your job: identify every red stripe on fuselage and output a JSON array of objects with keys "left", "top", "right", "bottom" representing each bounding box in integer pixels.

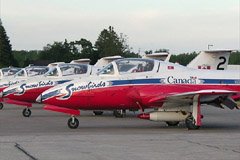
[
  {"left": 42, "top": 84, "right": 240, "bottom": 110},
  {"left": 5, "top": 86, "right": 53, "bottom": 103}
]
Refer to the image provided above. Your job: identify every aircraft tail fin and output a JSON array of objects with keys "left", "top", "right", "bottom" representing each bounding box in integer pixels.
[
  {"left": 187, "top": 50, "right": 232, "bottom": 70},
  {"left": 70, "top": 59, "right": 91, "bottom": 65},
  {"left": 143, "top": 52, "right": 170, "bottom": 61}
]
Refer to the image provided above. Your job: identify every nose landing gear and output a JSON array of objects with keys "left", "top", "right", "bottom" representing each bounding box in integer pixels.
[
  {"left": 67, "top": 116, "right": 79, "bottom": 129},
  {"left": 22, "top": 108, "right": 31, "bottom": 117},
  {"left": 0, "top": 103, "right": 3, "bottom": 110}
]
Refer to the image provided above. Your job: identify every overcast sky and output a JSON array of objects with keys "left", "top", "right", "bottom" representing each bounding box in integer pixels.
[{"left": 1, "top": 0, "right": 239, "bottom": 54}]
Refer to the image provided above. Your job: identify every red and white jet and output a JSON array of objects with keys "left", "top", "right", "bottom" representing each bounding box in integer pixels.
[
  {"left": 0, "top": 66, "right": 49, "bottom": 109},
  {"left": 0, "top": 67, "right": 22, "bottom": 80},
  {"left": 1, "top": 50, "right": 233, "bottom": 118},
  {"left": 0, "top": 56, "right": 123, "bottom": 116},
  {"left": 0, "top": 67, "right": 22, "bottom": 109},
  {"left": 35, "top": 58, "right": 240, "bottom": 129}
]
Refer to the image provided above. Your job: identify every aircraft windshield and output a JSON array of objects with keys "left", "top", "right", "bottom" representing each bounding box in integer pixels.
[
  {"left": 1, "top": 68, "right": 21, "bottom": 76},
  {"left": 26, "top": 66, "right": 49, "bottom": 77},
  {"left": 98, "top": 63, "right": 114, "bottom": 75},
  {"left": 15, "top": 70, "right": 25, "bottom": 77},
  {"left": 16, "top": 66, "right": 49, "bottom": 77},
  {"left": 45, "top": 68, "right": 59, "bottom": 76},
  {"left": 45, "top": 64, "right": 88, "bottom": 77},
  {"left": 116, "top": 59, "right": 154, "bottom": 74},
  {"left": 60, "top": 64, "right": 88, "bottom": 76}
]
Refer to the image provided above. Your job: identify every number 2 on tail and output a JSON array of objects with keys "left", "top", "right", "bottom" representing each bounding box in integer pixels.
[{"left": 217, "top": 57, "right": 226, "bottom": 70}]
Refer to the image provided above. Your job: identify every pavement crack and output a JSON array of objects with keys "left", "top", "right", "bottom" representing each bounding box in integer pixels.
[
  {"left": 14, "top": 143, "right": 38, "bottom": 160},
  {"left": 184, "top": 140, "right": 240, "bottom": 154}
]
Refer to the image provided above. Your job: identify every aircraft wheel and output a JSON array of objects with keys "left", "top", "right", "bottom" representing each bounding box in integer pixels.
[
  {"left": 22, "top": 108, "right": 31, "bottom": 117},
  {"left": 113, "top": 110, "right": 126, "bottom": 118},
  {"left": 0, "top": 103, "right": 3, "bottom": 110},
  {"left": 166, "top": 121, "right": 179, "bottom": 126},
  {"left": 67, "top": 117, "right": 79, "bottom": 129},
  {"left": 93, "top": 111, "right": 104, "bottom": 116},
  {"left": 185, "top": 115, "right": 200, "bottom": 130}
]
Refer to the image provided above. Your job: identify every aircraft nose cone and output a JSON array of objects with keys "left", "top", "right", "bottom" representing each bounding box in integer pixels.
[{"left": 36, "top": 95, "right": 42, "bottom": 103}]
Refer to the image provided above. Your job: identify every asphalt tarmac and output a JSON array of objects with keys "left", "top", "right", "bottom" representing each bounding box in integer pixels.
[{"left": 0, "top": 104, "right": 240, "bottom": 160}]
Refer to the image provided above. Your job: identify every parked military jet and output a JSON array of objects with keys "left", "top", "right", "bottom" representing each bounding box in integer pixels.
[
  {"left": 0, "top": 66, "right": 49, "bottom": 109},
  {"left": 102, "top": 50, "right": 233, "bottom": 117},
  {"left": 0, "top": 56, "right": 123, "bottom": 116},
  {"left": 35, "top": 58, "right": 240, "bottom": 129},
  {"left": 0, "top": 67, "right": 22, "bottom": 80},
  {"left": 1, "top": 50, "right": 233, "bottom": 118},
  {"left": 0, "top": 67, "right": 22, "bottom": 109}
]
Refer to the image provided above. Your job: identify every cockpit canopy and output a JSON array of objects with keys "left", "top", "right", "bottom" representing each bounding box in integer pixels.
[
  {"left": 0, "top": 67, "right": 22, "bottom": 79},
  {"left": 45, "top": 64, "right": 89, "bottom": 77},
  {"left": 98, "top": 58, "right": 155, "bottom": 75},
  {"left": 15, "top": 66, "right": 49, "bottom": 77}
]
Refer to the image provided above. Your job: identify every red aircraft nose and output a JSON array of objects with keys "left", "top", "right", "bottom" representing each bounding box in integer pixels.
[{"left": 137, "top": 113, "right": 150, "bottom": 120}]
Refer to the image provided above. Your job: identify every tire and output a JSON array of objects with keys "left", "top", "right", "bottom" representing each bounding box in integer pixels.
[
  {"left": 166, "top": 121, "right": 180, "bottom": 126},
  {"left": 67, "top": 117, "right": 79, "bottom": 129},
  {"left": 0, "top": 103, "right": 3, "bottom": 110},
  {"left": 93, "top": 111, "right": 104, "bottom": 116},
  {"left": 113, "top": 110, "right": 126, "bottom": 118},
  {"left": 185, "top": 115, "right": 200, "bottom": 130},
  {"left": 22, "top": 108, "right": 31, "bottom": 117}
]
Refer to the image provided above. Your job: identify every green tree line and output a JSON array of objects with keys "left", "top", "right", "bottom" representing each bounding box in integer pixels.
[
  {"left": 12, "top": 26, "right": 137, "bottom": 66},
  {"left": 12, "top": 46, "right": 240, "bottom": 68}
]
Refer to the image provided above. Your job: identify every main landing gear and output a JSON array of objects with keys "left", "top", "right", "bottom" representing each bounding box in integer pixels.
[
  {"left": 113, "top": 109, "right": 126, "bottom": 118},
  {"left": 137, "top": 95, "right": 202, "bottom": 130},
  {"left": 22, "top": 108, "right": 32, "bottom": 117},
  {"left": 166, "top": 121, "right": 180, "bottom": 126},
  {"left": 185, "top": 114, "right": 200, "bottom": 130},
  {"left": 68, "top": 116, "right": 79, "bottom": 129},
  {"left": 186, "top": 95, "right": 202, "bottom": 130},
  {"left": 93, "top": 111, "right": 104, "bottom": 116},
  {"left": 0, "top": 103, "right": 3, "bottom": 110}
]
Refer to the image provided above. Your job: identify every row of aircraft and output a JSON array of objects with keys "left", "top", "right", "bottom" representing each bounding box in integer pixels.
[{"left": 0, "top": 50, "right": 239, "bottom": 130}]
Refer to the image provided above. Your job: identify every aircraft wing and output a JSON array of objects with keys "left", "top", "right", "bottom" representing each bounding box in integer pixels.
[{"left": 148, "top": 89, "right": 239, "bottom": 110}]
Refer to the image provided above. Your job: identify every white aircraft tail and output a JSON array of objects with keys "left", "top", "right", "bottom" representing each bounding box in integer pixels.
[
  {"left": 143, "top": 52, "right": 171, "bottom": 61},
  {"left": 94, "top": 56, "right": 123, "bottom": 68},
  {"left": 70, "top": 59, "right": 91, "bottom": 65},
  {"left": 47, "top": 62, "right": 65, "bottom": 68},
  {"left": 187, "top": 50, "right": 232, "bottom": 70}
]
